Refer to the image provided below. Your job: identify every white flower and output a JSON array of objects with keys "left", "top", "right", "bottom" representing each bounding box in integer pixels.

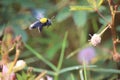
[
  {"left": 13, "top": 60, "right": 26, "bottom": 72},
  {"left": 90, "top": 34, "right": 101, "bottom": 46}
]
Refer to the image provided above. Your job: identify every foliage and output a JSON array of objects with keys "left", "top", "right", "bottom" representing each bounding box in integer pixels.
[{"left": 0, "top": 0, "right": 120, "bottom": 80}]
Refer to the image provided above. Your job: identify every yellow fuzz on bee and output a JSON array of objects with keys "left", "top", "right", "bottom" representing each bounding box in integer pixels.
[{"left": 40, "top": 18, "right": 47, "bottom": 23}]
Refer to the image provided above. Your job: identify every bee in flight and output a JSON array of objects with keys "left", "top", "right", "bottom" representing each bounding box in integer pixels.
[{"left": 29, "top": 9, "right": 52, "bottom": 32}]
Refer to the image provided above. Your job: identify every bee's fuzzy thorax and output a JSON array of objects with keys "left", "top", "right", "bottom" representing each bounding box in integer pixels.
[{"left": 40, "top": 18, "right": 47, "bottom": 23}]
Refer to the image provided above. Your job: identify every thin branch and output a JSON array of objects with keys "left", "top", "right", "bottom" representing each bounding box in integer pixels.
[
  {"left": 99, "top": 24, "right": 110, "bottom": 36},
  {"left": 95, "top": 10, "right": 108, "bottom": 23},
  {"left": 107, "top": 0, "right": 117, "bottom": 54}
]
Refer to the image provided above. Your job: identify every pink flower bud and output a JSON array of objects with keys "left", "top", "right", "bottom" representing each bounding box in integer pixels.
[{"left": 90, "top": 34, "right": 101, "bottom": 46}]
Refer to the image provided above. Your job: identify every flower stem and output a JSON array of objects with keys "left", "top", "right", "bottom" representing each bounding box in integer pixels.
[
  {"left": 71, "top": 73, "right": 75, "bottom": 80},
  {"left": 99, "top": 24, "right": 110, "bottom": 36},
  {"left": 83, "top": 61, "right": 87, "bottom": 80},
  {"left": 8, "top": 49, "right": 20, "bottom": 73},
  {"left": 59, "top": 65, "right": 96, "bottom": 74},
  {"left": 57, "top": 31, "right": 68, "bottom": 70}
]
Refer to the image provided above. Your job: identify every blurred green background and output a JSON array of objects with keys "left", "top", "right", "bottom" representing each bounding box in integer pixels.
[{"left": 0, "top": 0, "right": 120, "bottom": 80}]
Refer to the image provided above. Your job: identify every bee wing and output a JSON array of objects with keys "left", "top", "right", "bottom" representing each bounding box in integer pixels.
[
  {"left": 29, "top": 21, "right": 40, "bottom": 30},
  {"left": 31, "top": 9, "right": 45, "bottom": 19}
]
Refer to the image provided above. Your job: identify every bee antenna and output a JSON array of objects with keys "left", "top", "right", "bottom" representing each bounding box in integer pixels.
[{"left": 51, "top": 16, "right": 55, "bottom": 20}]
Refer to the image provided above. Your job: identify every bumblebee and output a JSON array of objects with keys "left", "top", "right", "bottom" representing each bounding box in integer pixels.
[{"left": 29, "top": 10, "right": 52, "bottom": 32}]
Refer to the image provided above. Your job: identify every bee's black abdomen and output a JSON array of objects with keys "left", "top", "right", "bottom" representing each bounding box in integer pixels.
[{"left": 29, "top": 21, "right": 41, "bottom": 30}]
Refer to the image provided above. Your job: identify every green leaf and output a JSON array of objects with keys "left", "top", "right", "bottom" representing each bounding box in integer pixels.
[
  {"left": 12, "top": 26, "right": 28, "bottom": 42},
  {"left": 16, "top": 73, "right": 23, "bottom": 80},
  {"left": 56, "top": 7, "right": 71, "bottom": 22},
  {"left": 24, "top": 43, "right": 57, "bottom": 71},
  {"left": 46, "top": 42, "right": 62, "bottom": 60},
  {"left": 87, "top": 0, "right": 96, "bottom": 8},
  {"left": 99, "top": 16, "right": 111, "bottom": 25},
  {"left": 22, "top": 71, "right": 27, "bottom": 80},
  {"left": 0, "top": 25, "right": 5, "bottom": 37},
  {"left": 1, "top": 0, "right": 14, "bottom": 5},
  {"left": 80, "top": 29, "right": 87, "bottom": 45},
  {"left": 70, "top": 6, "right": 93, "bottom": 11},
  {"left": 91, "top": 68, "right": 120, "bottom": 74},
  {"left": 97, "top": 0, "right": 104, "bottom": 7},
  {"left": 87, "top": 0, "right": 104, "bottom": 9},
  {"left": 72, "top": 11, "right": 87, "bottom": 27},
  {"left": 16, "top": 0, "right": 35, "bottom": 8},
  {"left": 92, "top": 18, "right": 99, "bottom": 32},
  {"left": 25, "top": 57, "right": 39, "bottom": 64}
]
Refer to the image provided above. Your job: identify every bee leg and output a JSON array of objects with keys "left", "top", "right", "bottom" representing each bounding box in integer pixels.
[
  {"left": 38, "top": 27, "right": 41, "bottom": 32},
  {"left": 38, "top": 26, "right": 43, "bottom": 32}
]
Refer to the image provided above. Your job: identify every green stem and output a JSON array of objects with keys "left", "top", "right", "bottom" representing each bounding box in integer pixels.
[
  {"left": 90, "top": 68, "right": 120, "bottom": 74},
  {"left": 71, "top": 73, "right": 75, "bottom": 80},
  {"left": 27, "top": 67, "right": 55, "bottom": 76},
  {"left": 59, "top": 65, "right": 96, "bottom": 74},
  {"left": 24, "top": 43, "right": 57, "bottom": 71},
  {"left": 54, "top": 32, "right": 68, "bottom": 80},
  {"left": 83, "top": 62, "right": 87, "bottom": 80},
  {"left": 57, "top": 32, "right": 68, "bottom": 70},
  {"left": 54, "top": 73, "right": 59, "bottom": 80},
  {"left": 99, "top": 24, "right": 110, "bottom": 36}
]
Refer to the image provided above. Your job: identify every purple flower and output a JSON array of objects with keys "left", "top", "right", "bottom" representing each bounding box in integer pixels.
[{"left": 77, "top": 47, "right": 96, "bottom": 64}]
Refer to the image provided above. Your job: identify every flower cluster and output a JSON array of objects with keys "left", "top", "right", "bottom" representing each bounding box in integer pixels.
[
  {"left": 90, "top": 34, "right": 101, "bottom": 46},
  {"left": 89, "top": 25, "right": 110, "bottom": 46},
  {"left": 1, "top": 60, "right": 26, "bottom": 80},
  {"left": 0, "top": 27, "right": 26, "bottom": 80}
]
